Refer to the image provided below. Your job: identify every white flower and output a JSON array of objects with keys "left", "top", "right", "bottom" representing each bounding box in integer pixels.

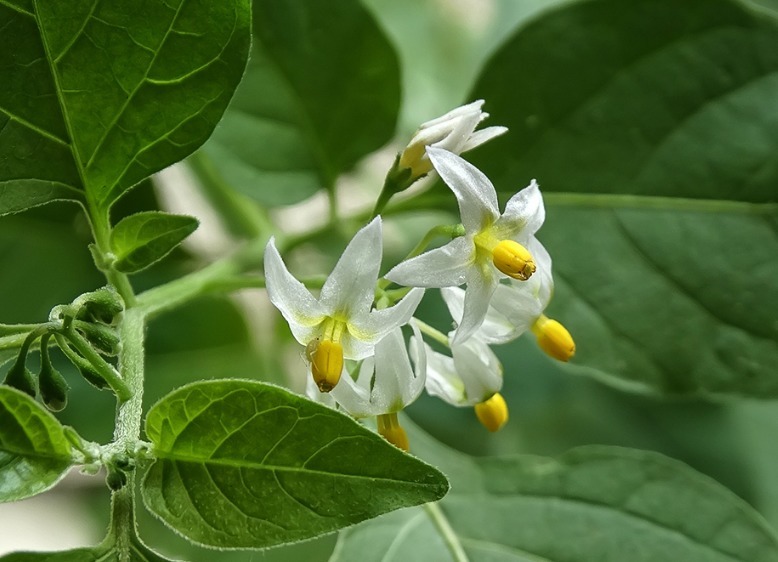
[
  {"left": 442, "top": 237, "right": 553, "bottom": 344},
  {"left": 386, "top": 147, "right": 545, "bottom": 344},
  {"left": 419, "top": 333, "right": 502, "bottom": 407},
  {"left": 264, "top": 217, "right": 424, "bottom": 391},
  {"left": 398, "top": 100, "right": 507, "bottom": 179},
  {"left": 329, "top": 324, "right": 426, "bottom": 418}
]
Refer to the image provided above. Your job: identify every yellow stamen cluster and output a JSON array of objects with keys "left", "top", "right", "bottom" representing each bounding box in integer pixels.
[
  {"left": 492, "top": 239, "right": 536, "bottom": 280},
  {"left": 306, "top": 339, "right": 344, "bottom": 392},
  {"left": 474, "top": 393, "right": 509, "bottom": 432},
  {"left": 532, "top": 315, "right": 575, "bottom": 362},
  {"left": 377, "top": 413, "right": 410, "bottom": 451}
]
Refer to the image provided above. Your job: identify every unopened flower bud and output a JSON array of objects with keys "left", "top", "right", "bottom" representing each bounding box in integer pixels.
[
  {"left": 474, "top": 392, "right": 509, "bottom": 432},
  {"left": 532, "top": 315, "right": 575, "bottom": 362},
  {"left": 307, "top": 339, "right": 343, "bottom": 393},
  {"left": 377, "top": 413, "right": 410, "bottom": 451},
  {"left": 39, "top": 337, "right": 68, "bottom": 412},
  {"left": 492, "top": 240, "right": 535, "bottom": 281}
]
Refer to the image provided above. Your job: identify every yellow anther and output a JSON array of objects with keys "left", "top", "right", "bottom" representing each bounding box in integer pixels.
[
  {"left": 492, "top": 240, "right": 536, "bottom": 280},
  {"left": 377, "top": 413, "right": 410, "bottom": 451},
  {"left": 474, "top": 393, "right": 509, "bottom": 432},
  {"left": 308, "top": 339, "right": 344, "bottom": 392},
  {"left": 532, "top": 315, "right": 575, "bottom": 362}
]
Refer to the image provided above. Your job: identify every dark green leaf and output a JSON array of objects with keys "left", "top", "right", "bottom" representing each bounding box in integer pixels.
[
  {"left": 471, "top": 0, "right": 778, "bottom": 203},
  {"left": 0, "top": 386, "right": 74, "bottom": 502},
  {"left": 110, "top": 212, "right": 198, "bottom": 273},
  {"left": 0, "top": 537, "right": 175, "bottom": 561},
  {"left": 465, "top": 0, "right": 778, "bottom": 396},
  {"left": 142, "top": 380, "right": 448, "bottom": 549},
  {"left": 333, "top": 423, "right": 778, "bottom": 562},
  {"left": 0, "top": 0, "right": 251, "bottom": 211},
  {"left": 199, "top": 0, "right": 401, "bottom": 206}
]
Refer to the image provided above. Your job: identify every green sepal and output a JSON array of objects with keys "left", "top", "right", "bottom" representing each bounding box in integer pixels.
[
  {"left": 74, "top": 287, "right": 125, "bottom": 325},
  {"left": 74, "top": 321, "right": 121, "bottom": 356},
  {"left": 38, "top": 336, "right": 68, "bottom": 412},
  {"left": 55, "top": 337, "right": 109, "bottom": 391}
]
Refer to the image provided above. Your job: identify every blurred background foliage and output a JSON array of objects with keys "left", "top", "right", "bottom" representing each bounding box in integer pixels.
[{"left": 1, "top": 0, "right": 777, "bottom": 559}]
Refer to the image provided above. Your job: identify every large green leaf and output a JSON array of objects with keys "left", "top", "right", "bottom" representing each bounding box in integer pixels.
[
  {"left": 0, "top": 385, "right": 74, "bottom": 502},
  {"left": 142, "top": 380, "right": 448, "bottom": 549},
  {"left": 332, "top": 423, "right": 778, "bottom": 562},
  {"left": 0, "top": 0, "right": 251, "bottom": 212},
  {"left": 0, "top": 536, "right": 175, "bottom": 561},
  {"left": 465, "top": 0, "right": 778, "bottom": 396},
  {"left": 110, "top": 212, "right": 198, "bottom": 274},
  {"left": 199, "top": 0, "right": 401, "bottom": 206}
]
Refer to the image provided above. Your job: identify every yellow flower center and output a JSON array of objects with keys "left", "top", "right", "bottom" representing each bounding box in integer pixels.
[
  {"left": 377, "top": 412, "right": 410, "bottom": 451},
  {"left": 474, "top": 231, "right": 535, "bottom": 281},
  {"left": 474, "top": 392, "right": 509, "bottom": 432},
  {"left": 306, "top": 319, "right": 346, "bottom": 392},
  {"left": 531, "top": 315, "right": 575, "bottom": 362}
]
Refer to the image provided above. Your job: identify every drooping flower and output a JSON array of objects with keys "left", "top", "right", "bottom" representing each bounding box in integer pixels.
[
  {"left": 264, "top": 217, "right": 424, "bottom": 392},
  {"left": 386, "top": 147, "right": 545, "bottom": 344},
  {"left": 329, "top": 324, "right": 427, "bottom": 451},
  {"left": 398, "top": 100, "right": 507, "bottom": 180},
  {"left": 442, "top": 237, "right": 575, "bottom": 361},
  {"left": 416, "top": 330, "right": 508, "bottom": 432}
]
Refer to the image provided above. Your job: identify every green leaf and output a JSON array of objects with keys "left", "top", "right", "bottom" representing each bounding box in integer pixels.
[
  {"left": 141, "top": 380, "right": 449, "bottom": 549},
  {"left": 199, "top": 0, "right": 401, "bottom": 206},
  {"left": 466, "top": 0, "right": 778, "bottom": 396},
  {"left": 0, "top": 181, "right": 83, "bottom": 218},
  {"left": 0, "top": 538, "right": 175, "bottom": 561},
  {"left": 110, "top": 212, "right": 199, "bottom": 273},
  {"left": 0, "top": 385, "right": 74, "bottom": 502},
  {"left": 333, "top": 423, "right": 778, "bottom": 562},
  {"left": 0, "top": 0, "right": 251, "bottom": 211}
]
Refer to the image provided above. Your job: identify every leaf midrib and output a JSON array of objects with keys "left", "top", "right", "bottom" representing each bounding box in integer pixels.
[{"left": 152, "top": 453, "right": 441, "bottom": 489}]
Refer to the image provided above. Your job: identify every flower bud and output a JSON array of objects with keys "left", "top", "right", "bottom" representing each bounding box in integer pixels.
[
  {"left": 307, "top": 339, "right": 343, "bottom": 393},
  {"left": 75, "top": 321, "right": 121, "bottom": 356},
  {"left": 532, "top": 315, "right": 575, "bottom": 362},
  {"left": 492, "top": 240, "right": 536, "bottom": 281},
  {"left": 75, "top": 286, "right": 125, "bottom": 325},
  {"left": 38, "top": 338, "right": 68, "bottom": 412},
  {"left": 474, "top": 392, "right": 509, "bottom": 432}
]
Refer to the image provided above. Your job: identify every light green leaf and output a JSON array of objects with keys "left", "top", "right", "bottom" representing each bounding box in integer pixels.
[
  {"left": 142, "top": 380, "right": 449, "bottom": 549},
  {"left": 0, "top": 0, "right": 251, "bottom": 211},
  {"left": 465, "top": 0, "right": 778, "bottom": 396},
  {"left": 0, "top": 385, "right": 74, "bottom": 502},
  {"left": 199, "top": 0, "right": 401, "bottom": 206},
  {"left": 110, "top": 212, "right": 198, "bottom": 273},
  {"left": 333, "top": 423, "right": 778, "bottom": 562}
]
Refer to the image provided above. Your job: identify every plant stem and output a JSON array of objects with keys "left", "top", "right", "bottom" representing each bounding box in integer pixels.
[
  {"left": 64, "top": 329, "right": 131, "bottom": 401},
  {"left": 423, "top": 502, "right": 469, "bottom": 562},
  {"left": 412, "top": 318, "right": 450, "bottom": 347}
]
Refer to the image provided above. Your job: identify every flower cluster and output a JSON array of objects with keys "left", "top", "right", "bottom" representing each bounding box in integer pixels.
[{"left": 264, "top": 101, "right": 574, "bottom": 450}]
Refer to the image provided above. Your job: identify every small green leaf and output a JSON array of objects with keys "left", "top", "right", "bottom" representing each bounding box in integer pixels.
[
  {"left": 333, "top": 423, "right": 778, "bottom": 562},
  {"left": 142, "top": 380, "right": 448, "bottom": 549},
  {"left": 0, "top": 386, "right": 74, "bottom": 502},
  {"left": 0, "top": 0, "right": 251, "bottom": 211},
  {"left": 199, "top": 0, "right": 401, "bottom": 206},
  {"left": 110, "top": 212, "right": 199, "bottom": 273}
]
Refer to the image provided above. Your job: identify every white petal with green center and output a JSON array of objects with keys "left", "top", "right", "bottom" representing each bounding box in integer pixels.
[
  {"left": 385, "top": 236, "right": 474, "bottom": 288},
  {"left": 264, "top": 238, "right": 327, "bottom": 344},
  {"left": 320, "top": 217, "right": 382, "bottom": 318},
  {"left": 427, "top": 147, "right": 499, "bottom": 233}
]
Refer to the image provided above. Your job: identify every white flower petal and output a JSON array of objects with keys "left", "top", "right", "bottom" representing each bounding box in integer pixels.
[
  {"left": 493, "top": 179, "right": 545, "bottom": 240},
  {"left": 385, "top": 237, "right": 474, "bottom": 288},
  {"left": 460, "top": 126, "right": 508, "bottom": 152},
  {"left": 443, "top": 286, "right": 518, "bottom": 345},
  {"left": 264, "top": 238, "right": 326, "bottom": 344},
  {"left": 422, "top": 343, "right": 467, "bottom": 406},
  {"left": 420, "top": 99, "right": 484, "bottom": 129},
  {"left": 330, "top": 360, "right": 374, "bottom": 417},
  {"left": 452, "top": 336, "right": 503, "bottom": 404},
  {"left": 427, "top": 147, "right": 499, "bottom": 233},
  {"left": 345, "top": 288, "right": 425, "bottom": 357},
  {"left": 450, "top": 267, "right": 499, "bottom": 345},
  {"left": 320, "top": 217, "right": 383, "bottom": 318},
  {"left": 305, "top": 373, "right": 338, "bottom": 409}
]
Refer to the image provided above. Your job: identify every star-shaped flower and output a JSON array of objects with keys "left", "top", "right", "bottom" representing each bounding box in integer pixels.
[
  {"left": 264, "top": 217, "right": 424, "bottom": 391},
  {"left": 386, "top": 147, "right": 545, "bottom": 343}
]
